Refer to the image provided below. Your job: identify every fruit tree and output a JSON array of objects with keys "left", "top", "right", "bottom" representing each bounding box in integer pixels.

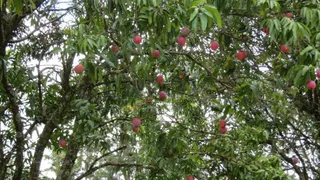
[{"left": 0, "top": 0, "right": 319, "bottom": 179}]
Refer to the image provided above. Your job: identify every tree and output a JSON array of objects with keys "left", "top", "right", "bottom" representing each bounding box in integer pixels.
[{"left": 0, "top": 0, "right": 319, "bottom": 179}]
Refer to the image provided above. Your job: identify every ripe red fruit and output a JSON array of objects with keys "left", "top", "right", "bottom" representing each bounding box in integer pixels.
[
  {"left": 263, "top": 26, "right": 269, "bottom": 35},
  {"left": 132, "top": 118, "right": 142, "bottom": 128},
  {"left": 177, "top": 36, "right": 186, "bottom": 46},
  {"left": 236, "top": 51, "right": 245, "bottom": 61},
  {"left": 133, "top": 127, "right": 138, "bottom": 133},
  {"left": 316, "top": 70, "right": 320, "bottom": 79},
  {"left": 156, "top": 75, "right": 164, "bottom": 86},
  {"left": 210, "top": 41, "right": 219, "bottom": 51},
  {"left": 146, "top": 97, "right": 153, "bottom": 104},
  {"left": 187, "top": 176, "right": 194, "bottom": 180},
  {"left": 133, "top": 35, "right": 142, "bottom": 44},
  {"left": 219, "top": 120, "right": 226, "bottom": 128},
  {"left": 220, "top": 127, "right": 227, "bottom": 134},
  {"left": 59, "top": 139, "right": 67, "bottom": 148},
  {"left": 306, "top": 80, "right": 316, "bottom": 89},
  {"left": 280, "top": 44, "right": 290, "bottom": 53},
  {"left": 180, "top": 27, "right": 190, "bottom": 36},
  {"left": 111, "top": 45, "right": 119, "bottom": 53},
  {"left": 243, "top": 51, "right": 248, "bottom": 58},
  {"left": 74, "top": 64, "right": 84, "bottom": 74},
  {"left": 285, "top": 13, "right": 293, "bottom": 18},
  {"left": 179, "top": 72, "right": 184, "bottom": 79},
  {"left": 159, "top": 91, "right": 167, "bottom": 101},
  {"left": 292, "top": 156, "right": 298, "bottom": 164},
  {"left": 152, "top": 50, "right": 160, "bottom": 58}
]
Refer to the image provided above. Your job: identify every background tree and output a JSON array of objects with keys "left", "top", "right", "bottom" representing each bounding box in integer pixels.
[{"left": 0, "top": 0, "right": 319, "bottom": 179}]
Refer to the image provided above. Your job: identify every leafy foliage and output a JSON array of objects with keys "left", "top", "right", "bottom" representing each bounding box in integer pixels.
[{"left": 0, "top": 0, "right": 319, "bottom": 179}]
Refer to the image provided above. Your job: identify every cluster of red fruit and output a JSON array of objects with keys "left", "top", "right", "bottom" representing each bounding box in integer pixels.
[
  {"left": 59, "top": 139, "right": 67, "bottom": 148},
  {"left": 262, "top": 13, "right": 294, "bottom": 54},
  {"left": 306, "top": 70, "right": 320, "bottom": 90},
  {"left": 262, "top": 28, "right": 290, "bottom": 53},
  {"left": 156, "top": 75, "right": 167, "bottom": 101},
  {"left": 219, "top": 120, "right": 227, "bottom": 134},
  {"left": 187, "top": 175, "right": 194, "bottom": 180},
  {"left": 132, "top": 117, "right": 142, "bottom": 133},
  {"left": 292, "top": 156, "right": 298, "bottom": 165},
  {"left": 179, "top": 27, "right": 250, "bottom": 62},
  {"left": 131, "top": 75, "right": 167, "bottom": 133},
  {"left": 262, "top": 13, "right": 317, "bottom": 89}
]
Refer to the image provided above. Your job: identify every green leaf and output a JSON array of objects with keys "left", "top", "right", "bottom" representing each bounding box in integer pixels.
[
  {"left": 200, "top": 13, "right": 208, "bottom": 31},
  {"left": 87, "top": 38, "right": 97, "bottom": 49},
  {"left": 189, "top": 8, "right": 199, "bottom": 22},
  {"left": 189, "top": 0, "right": 206, "bottom": 8},
  {"left": 301, "top": 66, "right": 310, "bottom": 76},
  {"left": 201, "top": 7, "right": 213, "bottom": 18},
  {"left": 294, "top": 70, "right": 302, "bottom": 86},
  {"left": 100, "top": 54, "right": 115, "bottom": 67},
  {"left": 300, "top": 46, "right": 313, "bottom": 56},
  {"left": 13, "top": 0, "right": 22, "bottom": 16},
  {"left": 191, "top": 16, "right": 198, "bottom": 32},
  {"left": 204, "top": 5, "right": 222, "bottom": 28}
]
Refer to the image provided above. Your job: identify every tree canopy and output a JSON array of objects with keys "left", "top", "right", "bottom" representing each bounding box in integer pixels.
[{"left": 0, "top": 0, "right": 320, "bottom": 179}]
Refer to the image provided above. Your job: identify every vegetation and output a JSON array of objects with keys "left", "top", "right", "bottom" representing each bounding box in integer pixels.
[{"left": 0, "top": 0, "right": 319, "bottom": 179}]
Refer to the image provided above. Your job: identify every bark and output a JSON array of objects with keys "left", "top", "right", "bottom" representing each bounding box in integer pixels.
[
  {"left": 0, "top": 44, "right": 24, "bottom": 180},
  {"left": 75, "top": 162, "right": 154, "bottom": 180},
  {"left": 29, "top": 53, "right": 75, "bottom": 180},
  {"left": 56, "top": 137, "right": 81, "bottom": 180},
  {"left": 29, "top": 121, "right": 55, "bottom": 180}
]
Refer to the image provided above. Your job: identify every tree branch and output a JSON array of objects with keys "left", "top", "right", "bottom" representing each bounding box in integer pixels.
[
  {"left": 0, "top": 58, "right": 24, "bottom": 180},
  {"left": 88, "top": 146, "right": 127, "bottom": 171},
  {"left": 29, "top": 53, "right": 75, "bottom": 180},
  {"left": 75, "top": 162, "right": 154, "bottom": 180},
  {"left": 8, "top": 10, "right": 69, "bottom": 43}
]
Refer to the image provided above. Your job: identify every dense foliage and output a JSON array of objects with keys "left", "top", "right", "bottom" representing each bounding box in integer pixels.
[{"left": 0, "top": 0, "right": 319, "bottom": 179}]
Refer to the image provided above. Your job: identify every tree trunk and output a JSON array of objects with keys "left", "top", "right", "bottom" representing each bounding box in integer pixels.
[{"left": 57, "top": 137, "right": 81, "bottom": 180}]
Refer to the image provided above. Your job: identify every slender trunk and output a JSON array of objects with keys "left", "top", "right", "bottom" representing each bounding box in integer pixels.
[
  {"left": 11, "top": 103, "right": 23, "bottom": 180},
  {"left": 29, "top": 120, "right": 55, "bottom": 180},
  {"left": 0, "top": 121, "right": 5, "bottom": 180},
  {"left": 57, "top": 138, "right": 81, "bottom": 180},
  {"left": 0, "top": 44, "right": 24, "bottom": 180},
  {"left": 29, "top": 53, "right": 74, "bottom": 179}
]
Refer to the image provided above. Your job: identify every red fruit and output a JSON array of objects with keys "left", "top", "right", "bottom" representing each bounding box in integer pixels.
[
  {"left": 263, "top": 26, "right": 269, "bottom": 35},
  {"left": 220, "top": 127, "right": 227, "bottom": 134},
  {"left": 111, "top": 45, "right": 119, "bottom": 53},
  {"left": 133, "top": 35, "right": 142, "bottom": 44},
  {"left": 306, "top": 80, "right": 316, "bottom": 89},
  {"left": 132, "top": 118, "right": 142, "bottom": 128},
  {"left": 146, "top": 97, "right": 153, "bottom": 104},
  {"left": 152, "top": 50, "right": 160, "bottom": 58},
  {"left": 59, "top": 139, "right": 67, "bottom": 148},
  {"left": 316, "top": 71, "right": 320, "bottom": 79},
  {"left": 180, "top": 27, "right": 190, "bottom": 36},
  {"left": 177, "top": 36, "right": 186, "bottom": 46},
  {"left": 292, "top": 156, "right": 298, "bottom": 164},
  {"left": 187, "top": 176, "right": 194, "bottom": 180},
  {"left": 236, "top": 51, "right": 245, "bottom": 61},
  {"left": 133, "top": 127, "right": 138, "bottom": 133},
  {"left": 210, "top": 41, "right": 219, "bottom": 51},
  {"left": 179, "top": 72, "right": 184, "bottom": 79},
  {"left": 219, "top": 120, "right": 226, "bottom": 128},
  {"left": 159, "top": 91, "right": 167, "bottom": 101},
  {"left": 156, "top": 75, "right": 164, "bottom": 86},
  {"left": 74, "top": 64, "right": 84, "bottom": 74},
  {"left": 243, "top": 51, "right": 248, "bottom": 58},
  {"left": 285, "top": 13, "right": 293, "bottom": 18},
  {"left": 280, "top": 44, "right": 290, "bottom": 53}
]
